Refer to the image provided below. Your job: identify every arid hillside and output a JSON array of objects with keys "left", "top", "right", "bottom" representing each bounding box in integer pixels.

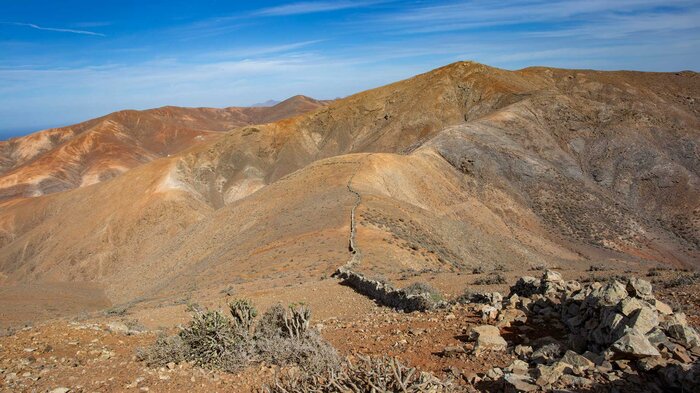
[
  {"left": 0, "top": 61, "right": 698, "bottom": 323},
  {"left": 0, "top": 95, "right": 326, "bottom": 200}
]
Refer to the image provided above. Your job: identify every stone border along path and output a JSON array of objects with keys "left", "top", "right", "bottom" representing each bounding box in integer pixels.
[
  {"left": 334, "top": 155, "right": 368, "bottom": 274},
  {"left": 345, "top": 158, "right": 364, "bottom": 269},
  {"left": 332, "top": 155, "right": 437, "bottom": 312}
]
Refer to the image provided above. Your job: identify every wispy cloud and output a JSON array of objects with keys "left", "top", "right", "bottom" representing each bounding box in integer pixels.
[
  {"left": 253, "top": 1, "right": 384, "bottom": 16},
  {"left": 5, "top": 22, "right": 105, "bottom": 37},
  {"left": 356, "top": 0, "right": 699, "bottom": 36},
  {"left": 200, "top": 40, "right": 325, "bottom": 60}
]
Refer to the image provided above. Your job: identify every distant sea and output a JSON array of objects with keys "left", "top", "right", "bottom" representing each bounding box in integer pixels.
[{"left": 0, "top": 125, "right": 61, "bottom": 141}]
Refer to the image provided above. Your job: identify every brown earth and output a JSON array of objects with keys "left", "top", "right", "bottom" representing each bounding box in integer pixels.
[
  {"left": 0, "top": 267, "right": 697, "bottom": 392},
  {"left": 0, "top": 60, "right": 698, "bottom": 391}
]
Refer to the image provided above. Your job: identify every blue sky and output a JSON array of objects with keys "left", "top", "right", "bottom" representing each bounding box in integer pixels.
[{"left": 1, "top": 0, "right": 699, "bottom": 139}]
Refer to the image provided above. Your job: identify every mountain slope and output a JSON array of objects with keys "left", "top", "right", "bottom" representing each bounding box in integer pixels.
[
  {"left": 0, "top": 61, "right": 697, "bottom": 315},
  {"left": 0, "top": 95, "right": 327, "bottom": 200}
]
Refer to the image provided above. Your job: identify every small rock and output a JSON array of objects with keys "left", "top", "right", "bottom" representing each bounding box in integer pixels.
[
  {"left": 504, "top": 373, "right": 538, "bottom": 392},
  {"left": 407, "top": 328, "right": 425, "bottom": 336},
  {"left": 480, "top": 306, "right": 499, "bottom": 321},
  {"left": 665, "top": 323, "right": 700, "bottom": 349},
  {"left": 560, "top": 350, "right": 594, "bottom": 370},
  {"left": 468, "top": 325, "right": 507, "bottom": 353},
  {"left": 559, "top": 374, "right": 593, "bottom": 388},
  {"left": 514, "top": 344, "right": 533, "bottom": 359},
  {"left": 535, "top": 362, "right": 567, "bottom": 387},
  {"left": 106, "top": 322, "right": 130, "bottom": 335},
  {"left": 510, "top": 276, "right": 541, "bottom": 297},
  {"left": 599, "top": 281, "right": 629, "bottom": 306},
  {"left": 612, "top": 330, "right": 660, "bottom": 358},
  {"left": 49, "top": 389, "right": 70, "bottom": 393},
  {"left": 654, "top": 299, "right": 673, "bottom": 315},
  {"left": 543, "top": 270, "right": 563, "bottom": 282},
  {"left": 485, "top": 367, "right": 504, "bottom": 381},
  {"left": 671, "top": 346, "right": 692, "bottom": 363},
  {"left": 504, "top": 359, "right": 529, "bottom": 375},
  {"left": 626, "top": 304, "right": 659, "bottom": 335},
  {"left": 626, "top": 278, "right": 653, "bottom": 300},
  {"left": 636, "top": 356, "right": 667, "bottom": 372},
  {"left": 441, "top": 346, "right": 466, "bottom": 358},
  {"left": 596, "top": 360, "right": 613, "bottom": 373}
]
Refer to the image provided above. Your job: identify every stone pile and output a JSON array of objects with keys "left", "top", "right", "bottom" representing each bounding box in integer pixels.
[
  {"left": 333, "top": 267, "right": 438, "bottom": 312},
  {"left": 469, "top": 270, "right": 700, "bottom": 392}
]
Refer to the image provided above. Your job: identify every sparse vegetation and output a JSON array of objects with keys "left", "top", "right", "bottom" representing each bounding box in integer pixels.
[
  {"left": 664, "top": 272, "right": 700, "bottom": 288},
  {"left": 588, "top": 264, "right": 611, "bottom": 272},
  {"left": 220, "top": 285, "right": 235, "bottom": 297},
  {"left": 580, "top": 273, "right": 628, "bottom": 283},
  {"left": 184, "top": 301, "right": 203, "bottom": 313},
  {"left": 137, "top": 299, "right": 339, "bottom": 374},
  {"left": 263, "top": 356, "right": 462, "bottom": 393},
  {"left": 137, "top": 333, "right": 187, "bottom": 367},
  {"left": 402, "top": 282, "right": 443, "bottom": 302},
  {"left": 473, "top": 273, "right": 506, "bottom": 285},
  {"left": 493, "top": 263, "right": 509, "bottom": 272},
  {"left": 104, "top": 305, "right": 129, "bottom": 316},
  {"left": 229, "top": 298, "right": 258, "bottom": 333}
]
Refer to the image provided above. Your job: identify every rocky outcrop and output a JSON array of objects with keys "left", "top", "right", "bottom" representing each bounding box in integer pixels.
[{"left": 473, "top": 270, "right": 700, "bottom": 392}]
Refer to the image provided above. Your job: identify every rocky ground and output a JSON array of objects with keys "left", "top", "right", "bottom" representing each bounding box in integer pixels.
[{"left": 1, "top": 267, "right": 698, "bottom": 393}]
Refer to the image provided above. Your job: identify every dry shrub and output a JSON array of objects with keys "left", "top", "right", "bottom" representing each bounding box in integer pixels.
[
  {"left": 229, "top": 298, "right": 258, "bottom": 333},
  {"left": 473, "top": 273, "right": 506, "bottom": 285},
  {"left": 179, "top": 309, "right": 244, "bottom": 367},
  {"left": 664, "top": 272, "right": 700, "bottom": 288},
  {"left": 136, "top": 333, "right": 186, "bottom": 367},
  {"left": 262, "top": 356, "right": 463, "bottom": 393},
  {"left": 402, "top": 282, "right": 443, "bottom": 302},
  {"left": 137, "top": 299, "right": 339, "bottom": 374}
]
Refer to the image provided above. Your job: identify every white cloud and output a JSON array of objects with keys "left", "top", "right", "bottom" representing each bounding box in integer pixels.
[
  {"left": 253, "top": 1, "right": 384, "bottom": 16},
  {"left": 5, "top": 22, "right": 105, "bottom": 37}
]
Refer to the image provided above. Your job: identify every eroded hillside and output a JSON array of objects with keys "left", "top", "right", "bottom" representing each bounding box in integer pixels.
[
  {"left": 0, "top": 95, "right": 326, "bottom": 200},
  {"left": 0, "top": 61, "right": 697, "bottom": 320}
]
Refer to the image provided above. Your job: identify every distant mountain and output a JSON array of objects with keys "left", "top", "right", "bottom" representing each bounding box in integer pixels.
[
  {"left": 251, "top": 99, "right": 281, "bottom": 107},
  {"left": 0, "top": 95, "right": 326, "bottom": 200}
]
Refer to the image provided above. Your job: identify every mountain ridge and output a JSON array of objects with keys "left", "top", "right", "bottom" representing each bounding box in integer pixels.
[{"left": 0, "top": 60, "right": 697, "bottom": 323}]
